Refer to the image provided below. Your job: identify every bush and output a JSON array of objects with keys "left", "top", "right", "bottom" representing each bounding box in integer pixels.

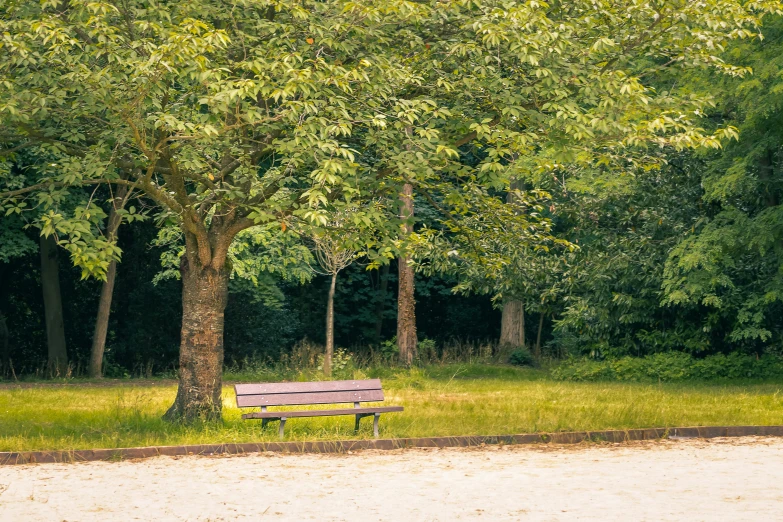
[
  {"left": 317, "top": 348, "right": 357, "bottom": 380},
  {"left": 417, "top": 338, "right": 437, "bottom": 362},
  {"left": 551, "top": 352, "right": 783, "bottom": 382},
  {"left": 509, "top": 347, "right": 534, "bottom": 366}
]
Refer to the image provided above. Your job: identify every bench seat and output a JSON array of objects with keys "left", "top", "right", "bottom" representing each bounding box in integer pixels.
[{"left": 241, "top": 406, "right": 404, "bottom": 420}]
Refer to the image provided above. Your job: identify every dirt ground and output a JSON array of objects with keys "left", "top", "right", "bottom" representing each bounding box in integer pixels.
[{"left": 1, "top": 437, "right": 782, "bottom": 521}]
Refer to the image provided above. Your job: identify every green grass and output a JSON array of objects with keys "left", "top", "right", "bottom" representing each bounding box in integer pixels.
[{"left": 1, "top": 364, "right": 782, "bottom": 452}]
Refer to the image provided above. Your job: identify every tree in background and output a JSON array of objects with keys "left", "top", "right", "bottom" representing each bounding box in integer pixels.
[
  {"left": 309, "top": 212, "right": 360, "bottom": 377},
  {"left": 38, "top": 234, "right": 68, "bottom": 375},
  {"left": 396, "top": 182, "right": 418, "bottom": 365},
  {"left": 663, "top": 18, "right": 783, "bottom": 349},
  {"left": 413, "top": 185, "right": 569, "bottom": 357},
  {"left": 89, "top": 181, "right": 135, "bottom": 378},
  {"left": 499, "top": 180, "right": 527, "bottom": 350},
  {"left": 537, "top": 159, "right": 707, "bottom": 357},
  {"left": 408, "top": 1, "right": 781, "bottom": 360}
]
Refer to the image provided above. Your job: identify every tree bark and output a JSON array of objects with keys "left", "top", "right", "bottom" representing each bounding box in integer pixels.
[
  {"left": 397, "top": 183, "right": 417, "bottom": 366},
  {"left": 89, "top": 184, "right": 128, "bottom": 378},
  {"left": 324, "top": 272, "right": 337, "bottom": 378},
  {"left": 498, "top": 178, "right": 528, "bottom": 351},
  {"left": 500, "top": 300, "right": 525, "bottom": 348},
  {"left": 535, "top": 310, "right": 545, "bottom": 359},
  {"left": 374, "top": 263, "right": 390, "bottom": 343},
  {"left": 89, "top": 260, "right": 117, "bottom": 378},
  {"left": 0, "top": 312, "right": 8, "bottom": 377},
  {"left": 39, "top": 234, "right": 68, "bottom": 377},
  {"left": 0, "top": 263, "right": 9, "bottom": 376},
  {"left": 164, "top": 256, "right": 229, "bottom": 422}
]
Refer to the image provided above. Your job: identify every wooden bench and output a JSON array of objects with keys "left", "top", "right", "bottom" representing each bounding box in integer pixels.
[{"left": 234, "top": 378, "right": 403, "bottom": 439}]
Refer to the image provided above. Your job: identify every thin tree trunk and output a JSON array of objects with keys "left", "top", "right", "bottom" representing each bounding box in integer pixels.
[
  {"left": 374, "top": 263, "right": 390, "bottom": 343},
  {"left": 324, "top": 272, "right": 337, "bottom": 378},
  {"left": 0, "top": 263, "right": 9, "bottom": 376},
  {"left": 0, "top": 313, "right": 8, "bottom": 378},
  {"left": 397, "top": 182, "right": 417, "bottom": 366},
  {"left": 89, "top": 184, "right": 128, "bottom": 378},
  {"left": 500, "top": 300, "right": 525, "bottom": 348},
  {"left": 39, "top": 234, "right": 68, "bottom": 377},
  {"left": 535, "top": 310, "right": 544, "bottom": 359},
  {"left": 89, "top": 260, "right": 117, "bottom": 378},
  {"left": 164, "top": 256, "right": 229, "bottom": 422}
]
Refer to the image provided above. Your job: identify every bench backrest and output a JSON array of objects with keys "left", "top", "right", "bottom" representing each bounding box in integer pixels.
[{"left": 234, "top": 379, "right": 385, "bottom": 408}]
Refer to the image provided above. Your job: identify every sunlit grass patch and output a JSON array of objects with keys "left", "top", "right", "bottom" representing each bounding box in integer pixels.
[{"left": 1, "top": 364, "right": 781, "bottom": 452}]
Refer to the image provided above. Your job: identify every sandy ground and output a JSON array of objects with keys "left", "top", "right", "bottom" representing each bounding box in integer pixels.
[{"left": 1, "top": 437, "right": 782, "bottom": 521}]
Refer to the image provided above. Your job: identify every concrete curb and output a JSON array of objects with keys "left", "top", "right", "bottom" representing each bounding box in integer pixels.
[{"left": 2, "top": 425, "right": 782, "bottom": 465}]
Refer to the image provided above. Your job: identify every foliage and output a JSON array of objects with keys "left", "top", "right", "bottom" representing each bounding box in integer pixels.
[
  {"left": 379, "top": 337, "right": 400, "bottom": 363},
  {"left": 0, "top": 215, "right": 36, "bottom": 263},
  {"left": 417, "top": 338, "right": 437, "bottom": 361},
  {"left": 662, "top": 18, "right": 783, "bottom": 347},
  {"left": 2, "top": 0, "right": 775, "bottom": 276},
  {"left": 542, "top": 159, "right": 711, "bottom": 357},
  {"left": 316, "top": 348, "right": 356, "bottom": 380},
  {"left": 508, "top": 347, "right": 534, "bottom": 367},
  {"left": 551, "top": 352, "right": 783, "bottom": 382}
]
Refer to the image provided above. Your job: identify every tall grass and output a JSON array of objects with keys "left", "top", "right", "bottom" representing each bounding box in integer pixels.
[{"left": 1, "top": 364, "right": 781, "bottom": 452}]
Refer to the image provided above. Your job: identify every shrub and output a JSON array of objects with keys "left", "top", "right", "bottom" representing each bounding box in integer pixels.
[
  {"left": 379, "top": 337, "right": 399, "bottom": 362},
  {"left": 317, "top": 348, "right": 356, "bottom": 380},
  {"left": 551, "top": 352, "right": 783, "bottom": 382},
  {"left": 509, "top": 347, "right": 534, "bottom": 366},
  {"left": 417, "top": 338, "right": 437, "bottom": 362}
]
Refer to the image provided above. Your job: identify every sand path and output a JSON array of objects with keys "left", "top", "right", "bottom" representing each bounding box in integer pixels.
[{"left": 1, "top": 437, "right": 782, "bottom": 521}]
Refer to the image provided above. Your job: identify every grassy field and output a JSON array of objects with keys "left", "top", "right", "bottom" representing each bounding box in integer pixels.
[{"left": 1, "top": 365, "right": 782, "bottom": 452}]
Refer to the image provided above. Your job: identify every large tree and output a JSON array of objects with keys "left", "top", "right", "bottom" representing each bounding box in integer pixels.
[{"left": 0, "top": 0, "right": 432, "bottom": 419}]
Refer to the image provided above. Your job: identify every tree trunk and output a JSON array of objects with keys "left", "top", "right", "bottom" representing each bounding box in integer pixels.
[
  {"left": 89, "top": 183, "right": 128, "bottom": 378},
  {"left": 324, "top": 272, "right": 337, "bottom": 378},
  {"left": 374, "top": 263, "right": 390, "bottom": 343},
  {"left": 89, "top": 260, "right": 117, "bottom": 378},
  {"left": 500, "top": 300, "right": 525, "bottom": 348},
  {"left": 499, "top": 178, "right": 527, "bottom": 351},
  {"left": 397, "top": 182, "right": 417, "bottom": 366},
  {"left": 0, "top": 263, "right": 9, "bottom": 376},
  {"left": 535, "top": 310, "right": 545, "bottom": 359},
  {"left": 39, "top": 234, "right": 68, "bottom": 377},
  {"left": 164, "top": 256, "right": 229, "bottom": 422},
  {"left": 0, "top": 312, "right": 8, "bottom": 377}
]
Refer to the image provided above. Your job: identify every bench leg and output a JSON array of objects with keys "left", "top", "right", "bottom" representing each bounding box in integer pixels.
[
  {"left": 260, "top": 407, "right": 269, "bottom": 430},
  {"left": 355, "top": 414, "right": 361, "bottom": 431},
  {"left": 278, "top": 417, "right": 287, "bottom": 440},
  {"left": 373, "top": 413, "right": 380, "bottom": 438}
]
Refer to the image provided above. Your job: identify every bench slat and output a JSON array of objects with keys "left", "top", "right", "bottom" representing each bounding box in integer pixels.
[
  {"left": 236, "top": 389, "right": 384, "bottom": 408},
  {"left": 241, "top": 406, "right": 404, "bottom": 419},
  {"left": 234, "top": 379, "right": 381, "bottom": 396}
]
